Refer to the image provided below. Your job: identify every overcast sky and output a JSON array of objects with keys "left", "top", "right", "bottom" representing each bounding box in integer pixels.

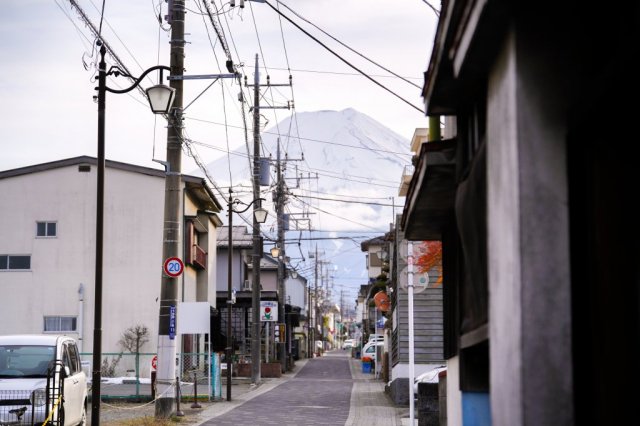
[
  {"left": 0, "top": 0, "right": 437, "bottom": 172},
  {"left": 1, "top": 0, "right": 439, "bottom": 301}
]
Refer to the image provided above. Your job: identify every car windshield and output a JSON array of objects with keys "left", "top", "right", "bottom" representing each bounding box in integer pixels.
[{"left": 0, "top": 345, "right": 55, "bottom": 378}]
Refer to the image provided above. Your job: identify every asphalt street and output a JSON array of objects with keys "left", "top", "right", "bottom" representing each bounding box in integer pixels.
[{"left": 199, "top": 352, "right": 353, "bottom": 426}]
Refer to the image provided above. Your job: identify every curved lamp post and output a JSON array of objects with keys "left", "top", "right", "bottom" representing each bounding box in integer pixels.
[
  {"left": 92, "top": 41, "right": 174, "bottom": 426},
  {"left": 226, "top": 191, "right": 267, "bottom": 401}
]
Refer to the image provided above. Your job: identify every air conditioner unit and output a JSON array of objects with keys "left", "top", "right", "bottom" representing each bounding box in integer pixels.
[{"left": 242, "top": 280, "right": 251, "bottom": 291}]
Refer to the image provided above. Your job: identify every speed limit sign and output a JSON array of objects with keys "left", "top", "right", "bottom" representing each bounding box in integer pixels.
[{"left": 163, "top": 257, "right": 184, "bottom": 277}]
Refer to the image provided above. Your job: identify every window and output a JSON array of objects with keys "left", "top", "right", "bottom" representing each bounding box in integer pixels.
[
  {"left": 63, "top": 343, "right": 80, "bottom": 374},
  {"left": 36, "top": 221, "right": 57, "bottom": 237},
  {"left": 43, "top": 316, "right": 77, "bottom": 332},
  {"left": 0, "top": 255, "right": 31, "bottom": 270}
]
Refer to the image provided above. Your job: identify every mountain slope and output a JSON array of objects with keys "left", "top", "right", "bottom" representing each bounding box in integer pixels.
[{"left": 204, "top": 108, "right": 411, "bottom": 206}]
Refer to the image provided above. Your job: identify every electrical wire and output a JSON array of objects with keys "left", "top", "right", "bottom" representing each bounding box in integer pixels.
[
  {"left": 420, "top": 0, "right": 441, "bottom": 17},
  {"left": 185, "top": 116, "right": 412, "bottom": 156},
  {"left": 291, "top": 194, "right": 384, "bottom": 231},
  {"left": 291, "top": 193, "right": 395, "bottom": 207},
  {"left": 275, "top": 0, "right": 421, "bottom": 89},
  {"left": 263, "top": 0, "right": 424, "bottom": 114},
  {"left": 264, "top": 66, "right": 421, "bottom": 81}
]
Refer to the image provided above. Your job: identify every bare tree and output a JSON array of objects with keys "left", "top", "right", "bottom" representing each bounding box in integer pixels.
[{"left": 119, "top": 325, "right": 150, "bottom": 354}]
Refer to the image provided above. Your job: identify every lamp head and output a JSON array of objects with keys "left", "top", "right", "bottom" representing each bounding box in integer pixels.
[
  {"left": 146, "top": 84, "right": 176, "bottom": 114},
  {"left": 254, "top": 206, "right": 268, "bottom": 223}
]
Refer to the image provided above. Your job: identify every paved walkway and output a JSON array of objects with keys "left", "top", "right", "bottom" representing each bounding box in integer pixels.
[{"left": 191, "top": 350, "right": 407, "bottom": 426}]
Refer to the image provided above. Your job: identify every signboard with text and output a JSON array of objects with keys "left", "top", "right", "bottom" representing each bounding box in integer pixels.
[{"left": 169, "top": 305, "right": 176, "bottom": 340}]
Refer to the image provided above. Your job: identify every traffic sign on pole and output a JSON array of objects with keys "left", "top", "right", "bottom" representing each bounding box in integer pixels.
[{"left": 163, "top": 257, "right": 184, "bottom": 277}]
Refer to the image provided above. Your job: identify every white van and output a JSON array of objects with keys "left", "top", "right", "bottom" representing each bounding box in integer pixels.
[
  {"left": 367, "top": 334, "right": 384, "bottom": 343},
  {"left": 362, "top": 340, "right": 384, "bottom": 362},
  {"left": 0, "top": 335, "right": 88, "bottom": 425}
]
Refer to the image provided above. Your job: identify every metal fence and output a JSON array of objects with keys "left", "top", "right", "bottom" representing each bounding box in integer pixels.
[
  {"left": 79, "top": 352, "right": 218, "bottom": 401},
  {"left": 0, "top": 390, "right": 46, "bottom": 425}
]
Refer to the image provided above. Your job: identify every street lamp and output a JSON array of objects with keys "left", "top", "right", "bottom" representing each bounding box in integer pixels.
[
  {"left": 92, "top": 41, "right": 174, "bottom": 426},
  {"left": 226, "top": 191, "right": 267, "bottom": 401}
]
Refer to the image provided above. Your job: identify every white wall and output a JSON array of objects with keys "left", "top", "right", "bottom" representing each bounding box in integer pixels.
[
  {"left": 0, "top": 162, "right": 220, "bottom": 357},
  {"left": 285, "top": 276, "right": 306, "bottom": 311}
]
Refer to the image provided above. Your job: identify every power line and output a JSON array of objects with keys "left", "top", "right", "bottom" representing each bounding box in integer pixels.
[
  {"left": 275, "top": 0, "right": 421, "bottom": 89},
  {"left": 420, "top": 0, "right": 441, "bottom": 17},
  {"left": 263, "top": 0, "right": 424, "bottom": 114},
  {"left": 185, "top": 116, "right": 412, "bottom": 156},
  {"left": 291, "top": 193, "right": 396, "bottom": 207},
  {"left": 264, "top": 66, "right": 421, "bottom": 80}
]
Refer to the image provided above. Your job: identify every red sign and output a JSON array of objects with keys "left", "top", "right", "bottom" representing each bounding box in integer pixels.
[
  {"left": 163, "top": 257, "right": 184, "bottom": 277},
  {"left": 151, "top": 355, "right": 157, "bottom": 372}
]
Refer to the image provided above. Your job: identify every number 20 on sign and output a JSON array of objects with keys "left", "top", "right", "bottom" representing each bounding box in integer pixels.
[{"left": 164, "top": 257, "right": 184, "bottom": 278}]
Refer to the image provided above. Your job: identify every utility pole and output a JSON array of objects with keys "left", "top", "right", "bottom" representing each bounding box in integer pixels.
[
  {"left": 317, "top": 259, "right": 330, "bottom": 352},
  {"left": 250, "top": 54, "right": 262, "bottom": 385},
  {"left": 314, "top": 245, "right": 318, "bottom": 356},
  {"left": 307, "top": 272, "right": 313, "bottom": 358},
  {"left": 156, "top": 0, "right": 185, "bottom": 419},
  {"left": 276, "top": 139, "right": 287, "bottom": 372},
  {"left": 246, "top": 61, "right": 291, "bottom": 379}
]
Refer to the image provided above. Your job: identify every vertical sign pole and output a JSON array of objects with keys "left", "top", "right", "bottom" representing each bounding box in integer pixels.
[{"left": 408, "top": 241, "right": 415, "bottom": 426}]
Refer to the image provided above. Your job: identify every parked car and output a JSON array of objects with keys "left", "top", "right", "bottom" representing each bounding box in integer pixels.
[
  {"left": 413, "top": 365, "right": 447, "bottom": 397},
  {"left": 0, "top": 335, "right": 88, "bottom": 425},
  {"left": 367, "top": 334, "right": 384, "bottom": 344},
  {"left": 362, "top": 341, "right": 384, "bottom": 363},
  {"left": 342, "top": 339, "right": 355, "bottom": 350}
]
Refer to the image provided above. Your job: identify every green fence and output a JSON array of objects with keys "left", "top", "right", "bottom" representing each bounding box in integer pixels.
[{"left": 80, "top": 352, "right": 215, "bottom": 401}]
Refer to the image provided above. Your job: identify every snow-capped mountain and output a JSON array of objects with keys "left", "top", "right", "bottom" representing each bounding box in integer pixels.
[
  {"left": 202, "top": 108, "right": 411, "bottom": 232},
  {"left": 200, "top": 108, "right": 411, "bottom": 292}
]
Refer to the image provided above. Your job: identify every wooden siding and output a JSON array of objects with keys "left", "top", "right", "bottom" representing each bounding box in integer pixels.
[
  {"left": 395, "top": 285, "right": 445, "bottom": 363},
  {"left": 392, "top": 237, "right": 445, "bottom": 366}
]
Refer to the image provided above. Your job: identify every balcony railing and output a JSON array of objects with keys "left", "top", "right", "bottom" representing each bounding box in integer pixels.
[
  {"left": 398, "top": 164, "right": 415, "bottom": 196},
  {"left": 192, "top": 244, "right": 207, "bottom": 270}
]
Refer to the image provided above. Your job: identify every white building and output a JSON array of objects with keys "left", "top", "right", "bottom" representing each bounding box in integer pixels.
[{"left": 0, "top": 156, "right": 223, "bottom": 359}]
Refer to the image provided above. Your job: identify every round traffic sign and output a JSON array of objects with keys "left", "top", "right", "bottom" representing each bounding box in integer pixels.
[
  {"left": 163, "top": 257, "right": 184, "bottom": 277},
  {"left": 151, "top": 355, "right": 157, "bottom": 371}
]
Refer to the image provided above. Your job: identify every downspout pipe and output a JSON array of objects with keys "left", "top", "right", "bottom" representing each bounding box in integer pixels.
[{"left": 78, "top": 283, "right": 84, "bottom": 352}]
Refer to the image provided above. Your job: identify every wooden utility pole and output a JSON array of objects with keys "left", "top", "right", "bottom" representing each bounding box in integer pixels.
[
  {"left": 156, "top": 0, "right": 184, "bottom": 418},
  {"left": 250, "top": 54, "right": 262, "bottom": 385},
  {"left": 314, "top": 245, "right": 318, "bottom": 356},
  {"left": 276, "top": 139, "right": 286, "bottom": 372},
  {"left": 246, "top": 59, "right": 291, "bottom": 378}
]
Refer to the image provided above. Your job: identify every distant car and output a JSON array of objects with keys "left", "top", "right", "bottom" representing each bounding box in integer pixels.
[
  {"left": 367, "top": 334, "right": 384, "bottom": 344},
  {"left": 413, "top": 365, "right": 447, "bottom": 396},
  {"left": 0, "top": 335, "right": 88, "bottom": 425},
  {"left": 342, "top": 339, "right": 355, "bottom": 350}
]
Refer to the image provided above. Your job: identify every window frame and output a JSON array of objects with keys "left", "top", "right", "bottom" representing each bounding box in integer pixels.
[
  {"left": 36, "top": 221, "right": 57, "bottom": 238},
  {"left": 43, "top": 316, "right": 78, "bottom": 333},
  {"left": 0, "top": 254, "right": 32, "bottom": 271}
]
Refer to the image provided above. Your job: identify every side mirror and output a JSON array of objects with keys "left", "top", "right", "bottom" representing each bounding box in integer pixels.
[{"left": 64, "top": 366, "right": 71, "bottom": 378}]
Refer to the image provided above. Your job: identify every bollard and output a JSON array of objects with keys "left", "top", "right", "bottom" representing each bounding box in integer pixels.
[
  {"left": 175, "top": 376, "right": 184, "bottom": 417},
  {"left": 151, "top": 370, "right": 156, "bottom": 400},
  {"left": 191, "top": 370, "right": 202, "bottom": 409}
]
